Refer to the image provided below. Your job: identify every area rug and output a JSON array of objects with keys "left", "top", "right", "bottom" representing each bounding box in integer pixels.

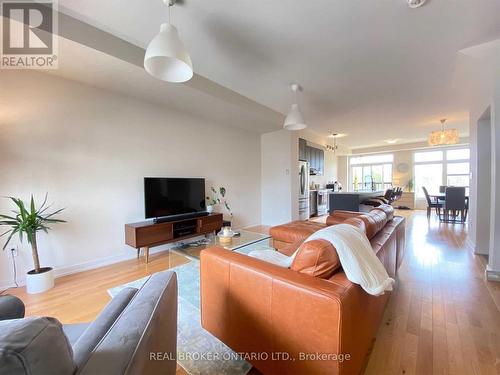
[{"left": 108, "top": 241, "right": 270, "bottom": 375}]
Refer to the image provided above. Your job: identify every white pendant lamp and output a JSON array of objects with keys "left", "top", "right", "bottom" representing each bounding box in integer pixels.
[
  {"left": 284, "top": 84, "right": 307, "bottom": 130},
  {"left": 144, "top": 0, "right": 193, "bottom": 83}
]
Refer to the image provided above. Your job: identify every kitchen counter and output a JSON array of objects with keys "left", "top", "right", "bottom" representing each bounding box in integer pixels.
[{"left": 328, "top": 191, "right": 383, "bottom": 213}]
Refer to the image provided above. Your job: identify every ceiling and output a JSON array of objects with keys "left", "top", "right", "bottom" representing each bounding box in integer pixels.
[
  {"left": 47, "top": 37, "right": 282, "bottom": 134},
  {"left": 57, "top": 0, "right": 500, "bottom": 148}
]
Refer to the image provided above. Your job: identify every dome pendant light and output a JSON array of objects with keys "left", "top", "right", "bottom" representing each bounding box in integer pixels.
[
  {"left": 144, "top": 0, "right": 193, "bottom": 83},
  {"left": 284, "top": 84, "right": 307, "bottom": 131}
]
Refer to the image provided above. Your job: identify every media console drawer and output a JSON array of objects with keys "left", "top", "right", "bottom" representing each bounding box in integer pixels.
[
  {"left": 198, "top": 215, "right": 223, "bottom": 233},
  {"left": 131, "top": 223, "right": 173, "bottom": 248},
  {"left": 199, "top": 215, "right": 222, "bottom": 225},
  {"left": 125, "top": 213, "right": 223, "bottom": 263}
]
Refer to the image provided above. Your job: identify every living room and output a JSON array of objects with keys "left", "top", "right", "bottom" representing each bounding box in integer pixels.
[{"left": 1, "top": 1, "right": 500, "bottom": 374}]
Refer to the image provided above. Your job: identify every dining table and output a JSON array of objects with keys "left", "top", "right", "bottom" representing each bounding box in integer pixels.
[
  {"left": 431, "top": 194, "right": 469, "bottom": 202},
  {"left": 430, "top": 193, "right": 469, "bottom": 223}
]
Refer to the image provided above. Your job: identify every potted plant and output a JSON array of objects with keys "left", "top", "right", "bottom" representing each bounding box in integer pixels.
[
  {"left": 205, "top": 187, "right": 220, "bottom": 214},
  {"left": 206, "top": 186, "right": 233, "bottom": 219},
  {"left": 0, "top": 195, "right": 65, "bottom": 294},
  {"left": 406, "top": 179, "right": 414, "bottom": 192}
]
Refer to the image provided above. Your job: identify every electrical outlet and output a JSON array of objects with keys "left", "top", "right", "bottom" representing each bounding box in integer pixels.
[{"left": 10, "top": 248, "right": 18, "bottom": 257}]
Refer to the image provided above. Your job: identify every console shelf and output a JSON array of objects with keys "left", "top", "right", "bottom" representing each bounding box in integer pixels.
[{"left": 125, "top": 213, "right": 223, "bottom": 263}]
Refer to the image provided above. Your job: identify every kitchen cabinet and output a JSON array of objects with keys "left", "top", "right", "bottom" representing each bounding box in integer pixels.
[
  {"left": 298, "top": 138, "right": 307, "bottom": 161},
  {"left": 305, "top": 145, "right": 324, "bottom": 175},
  {"left": 319, "top": 148, "right": 324, "bottom": 174}
]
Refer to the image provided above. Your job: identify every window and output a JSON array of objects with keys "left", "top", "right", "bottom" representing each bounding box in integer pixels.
[
  {"left": 414, "top": 151, "right": 443, "bottom": 163},
  {"left": 414, "top": 163, "right": 443, "bottom": 197},
  {"left": 350, "top": 154, "right": 394, "bottom": 165},
  {"left": 413, "top": 148, "right": 470, "bottom": 198},
  {"left": 349, "top": 154, "right": 393, "bottom": 191},
  {"left": 446, "top": 149, "right": 470, "bottom": 195},
  {"left": 446, "top": 149, "right": 470, "bottom": 161}
]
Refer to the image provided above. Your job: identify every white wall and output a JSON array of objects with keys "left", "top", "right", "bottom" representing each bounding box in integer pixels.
[
  {"left": 488, "top": 82, "right": 500, "bottom": 275},
  {"left": 337, "top": 156, "right": 348, "bottom": 189},
  {"left": 261, "top": 130, "right": 297, "bottom": 225},
  {"left": 474, "top": 109, "right": 492, "bottom": 255},
  {"left": 458, "top": 41, "right": 500, "bottom": 280},
  {"left": 0, "top": 71, "right": 262, "bottom": 287},
  {"left": 260, "top": 129, "right": 340, "bottom": 225},
  {"left": 459, "top": 49, "right": 496, "bottom": 256}
]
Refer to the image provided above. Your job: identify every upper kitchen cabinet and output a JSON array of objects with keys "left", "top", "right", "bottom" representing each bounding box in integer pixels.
[
  {"left": 305, "top": 145, "right": 324, "bottom": 175},
  {"left": 298, "top": 138, "right": 307, "bottom": 161},
  {"left": 318, "top": 148, "right": 324, "bottom": 175}
]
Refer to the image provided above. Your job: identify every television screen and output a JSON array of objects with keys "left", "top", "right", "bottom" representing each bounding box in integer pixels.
[{"left": 144, "top": 177, "right": 206, "bottom": 219}]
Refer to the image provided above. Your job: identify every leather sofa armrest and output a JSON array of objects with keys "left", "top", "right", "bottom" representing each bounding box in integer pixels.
[{"left": 200, "top": 247, "right": 372, "bottom": 374}]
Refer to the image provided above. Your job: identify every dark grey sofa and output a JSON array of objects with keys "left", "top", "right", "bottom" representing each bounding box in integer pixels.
[
  {"left": 0, "top": 270, "right": 178, "bottom": 375},
  {"left": 0, "top": 294, "right": 25, "bottom": 320}
]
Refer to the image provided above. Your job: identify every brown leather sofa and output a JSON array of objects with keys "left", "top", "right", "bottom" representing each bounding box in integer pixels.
[{"left": 200, "top": 204, "right": 405, "bottom": 374}]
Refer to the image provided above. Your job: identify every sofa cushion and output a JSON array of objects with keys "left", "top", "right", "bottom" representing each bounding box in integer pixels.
[
  {"left": 358, "top": 211, "right": 387, "bottom": 239},
  {"left": 72, "top": 287, "right": 138, "bottom": 369},
  {"left": 270, "top": 220, "right": 325, "bottom": 245},
  {"left": 352, "top": 215, "right": 376, "bottom": 239},
  {"left": 0, "top": 317, "right": 76, "bottom": 375},
  {"left": 291, "top": 239, "right": 341, "bottom": 278},
  {"left": 63, "top": 322, "right": 90, "bottom": 345},
  {"left": 370, "top": 210, "right": 388, "bottom": 233},
  {"left": 343, "top": 217, "right": 367, "bottom": 235},
  {"left": 325, "top": 210, "right": 363, "bottom": 226},
  {"left": 372, "top": 204, "right": 394, "bottom": 221}
]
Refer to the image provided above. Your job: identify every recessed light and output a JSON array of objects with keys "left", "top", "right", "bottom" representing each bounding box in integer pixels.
[
  {"left": 386, "top": 139, "right": 398, "bottom": 144},
  {"left": 407, "top": 0, "right": 426, "bottom": 8},
  {"left": 327, "top": 133, "right": 346, "bottom": 138}
]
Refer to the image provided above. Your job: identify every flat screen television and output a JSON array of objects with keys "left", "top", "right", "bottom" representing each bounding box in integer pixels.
[{"left": 144, "top": 177, "right": 206, "bottom": 219}]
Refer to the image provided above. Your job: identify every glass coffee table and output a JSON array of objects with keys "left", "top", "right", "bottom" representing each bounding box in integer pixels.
[{"left": 171, "top": 229, "right": 272, "bottom": 259}]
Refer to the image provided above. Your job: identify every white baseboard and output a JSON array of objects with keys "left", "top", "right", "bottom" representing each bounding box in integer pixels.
[
  {"left": 466, "top": 237, "right": 476, "bottom": 252},
  {"left": 0, "top": 236, "right": 207, "bottom": 292},
  {"left": 1, "top": 251, "right": 140, "bottom": 290},
  {"left": 486, "top": 265, "right": 500, "bottom": 282},
  {"left": 0, "top": 280, "right": 18, "bottom": 291},
  {"left": 54, "top": 252, "right": 139, "bottom": 279}
]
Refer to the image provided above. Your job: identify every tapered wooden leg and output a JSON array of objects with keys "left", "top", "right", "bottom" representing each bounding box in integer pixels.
[
  {"left": 145, "top": 246, "right": 150, "bottom": 264},
  {"left": 137, "top": 248, "right": 140, "bottom": 259}
]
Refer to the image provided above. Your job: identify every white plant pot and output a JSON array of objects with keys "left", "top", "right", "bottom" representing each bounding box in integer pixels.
[
  {"left": 26, "top": 267, "right": 54, "bottom": 294},
  {"left": 206, "top": 205, "right": 214, "bottom": 214}
]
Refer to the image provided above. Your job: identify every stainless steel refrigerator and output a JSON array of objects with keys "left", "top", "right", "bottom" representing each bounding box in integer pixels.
[{"left": 299, "top": 161, "right": 310, "bottom": 220}]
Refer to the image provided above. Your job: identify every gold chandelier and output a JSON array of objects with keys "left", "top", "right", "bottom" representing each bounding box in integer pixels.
[{"left": 428, "top": 119, "right": 459, "bottom": 146}]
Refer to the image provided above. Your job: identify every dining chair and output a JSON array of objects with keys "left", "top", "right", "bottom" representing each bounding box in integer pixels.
[
  {"left": 439, "top": 185, "right": 447, "bottom": 193},
  {"left": 422, "top": 186, "right": 442, "bottom": 219},
  {"left": 440, "top": 186, "right": 466, "bottom": 223}
]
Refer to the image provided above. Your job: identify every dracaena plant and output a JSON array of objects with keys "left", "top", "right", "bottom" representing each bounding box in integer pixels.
[{"left": 0, "top": 194, "right": 65, "bottom": 273}]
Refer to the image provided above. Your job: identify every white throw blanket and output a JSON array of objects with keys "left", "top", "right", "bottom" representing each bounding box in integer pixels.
[
  {"left": 248, "top": 248, "right": 295, "bottom": 268},
  {"left": 306, "top": 224, "right": 395, "bottom": 296}
]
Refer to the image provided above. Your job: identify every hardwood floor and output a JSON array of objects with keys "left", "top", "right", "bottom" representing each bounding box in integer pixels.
[
  {"left": 366, "top": 210, "right": 500, "bottom": 375},
  {"left": 4, "top": 250, "right": 190, "bottom": 323},
  {"left": 2, "top": 211, "right": 499, "bottom": 374}
]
